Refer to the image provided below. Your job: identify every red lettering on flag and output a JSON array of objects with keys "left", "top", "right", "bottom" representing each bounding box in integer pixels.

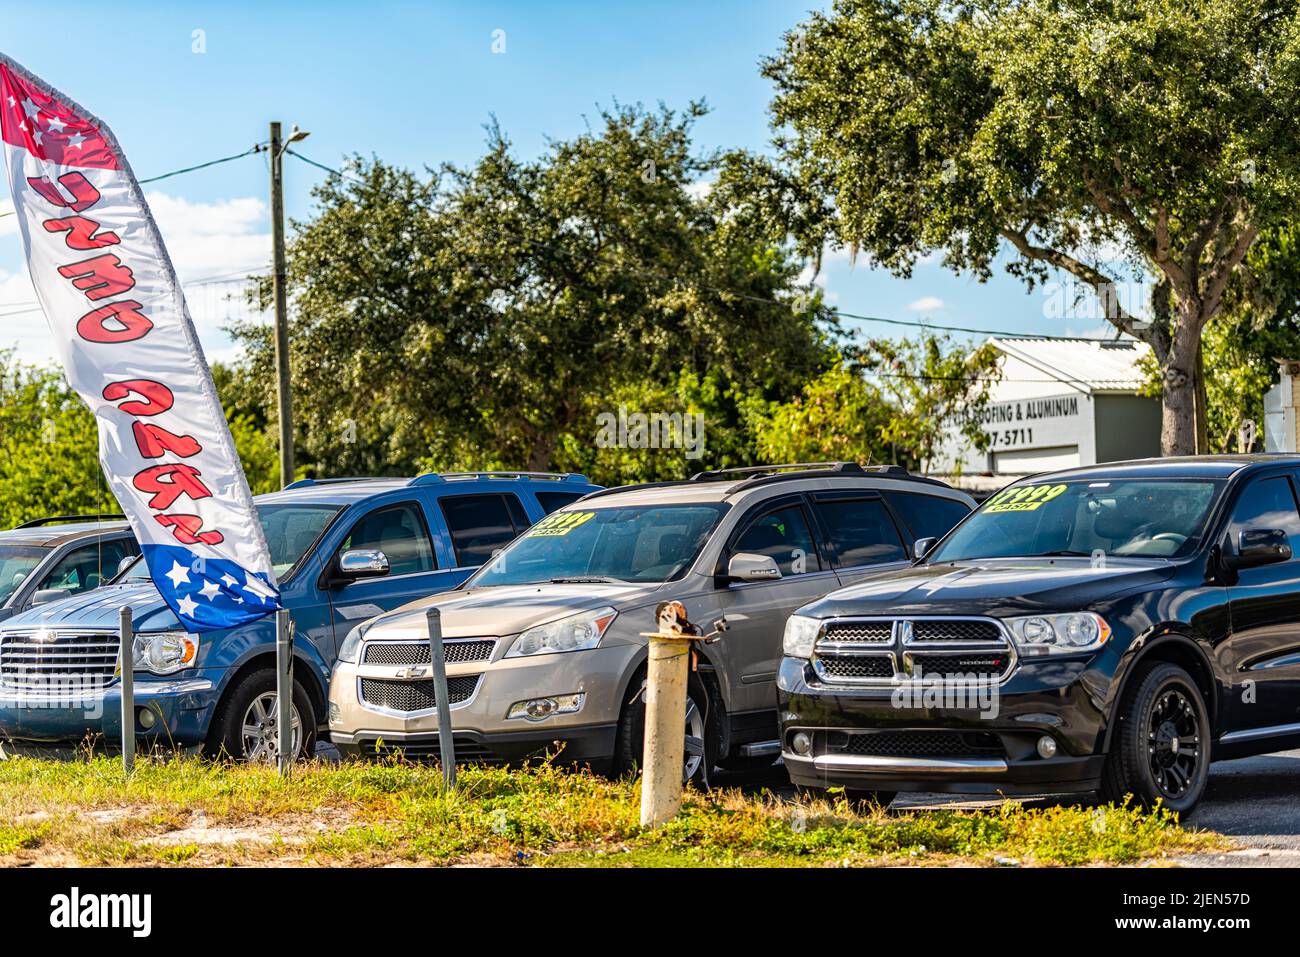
[
  {"left": 132, "top": 463, "right": 213, "bottom": 510},
  {"left": 132, "top": 421, "right": 201, "bottom": 459},
  {"left": 102, "top": 379, "right": 174, "bottom": 416},
  {"left": 43, "top": 215, "right": 120, "bottom": 250},
  {"left": 26, "top": 172, "right": 101, "bottom": 212},
  {"left": 155, "top": 514, "right": 225, "bottom": 547},
  {"left": 58, "top": 253, "right": 135, "bottom": 301},
  {"left": 76, "top": 300, "right": 152, "bottom": 343}
]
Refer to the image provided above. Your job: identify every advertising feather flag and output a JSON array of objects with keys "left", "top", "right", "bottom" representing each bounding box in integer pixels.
[{"left": 0, "top": 54, "right": 280, "bottom": 632}]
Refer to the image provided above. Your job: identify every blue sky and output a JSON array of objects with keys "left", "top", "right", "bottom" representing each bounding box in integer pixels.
[{"left": 0, "top": 0, "right": 1119, "bottom": 365}]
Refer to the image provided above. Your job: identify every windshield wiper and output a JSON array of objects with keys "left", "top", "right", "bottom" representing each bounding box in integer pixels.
[
  {"left": 1037, "top": 550, "right": 1094, "bottom": 557},
  {"left": 549, "top": 576, "right": 619, "bottom": 584}
]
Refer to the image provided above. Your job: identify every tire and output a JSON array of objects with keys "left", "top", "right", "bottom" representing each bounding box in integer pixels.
[
  {"left": 613, "top": 672, "right": 716, "bottom": 786},
  {"left": 796, "top": 784, "right": 897, "bottom": 810},
  {"left": 205, "top": 667, "right": 317, "bottom": 763},
  {"left": 1101, "top": 662, "right": 1210, "bottom": 814}
]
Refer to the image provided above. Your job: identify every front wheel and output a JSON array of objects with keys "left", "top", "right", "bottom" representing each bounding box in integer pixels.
[
  {"left": 206, "top": 668, "right": 317, "bottom": 763},
  {"left": 1101, "top": 662, "right": 1210, "bottom": 814},
  {"left": 614, "top": 673, "right": 715, "bottom": 785}
]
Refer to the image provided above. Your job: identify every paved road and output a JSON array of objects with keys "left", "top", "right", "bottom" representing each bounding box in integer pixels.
[{"left": 713, "top": 750, "right": 1300, "bottom": 867}]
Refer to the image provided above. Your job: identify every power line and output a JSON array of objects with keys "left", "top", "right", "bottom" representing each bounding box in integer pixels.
[{"left": 283, "top": 148, "right": 1140, "bottom": 347}]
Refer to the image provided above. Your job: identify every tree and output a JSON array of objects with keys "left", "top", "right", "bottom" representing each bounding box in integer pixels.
[
  {"left": 748, "top": 0, "right": 1300, "bottom": 455},
  {"left": 234, "top": 103, "right": 840, "bottom": 482}
]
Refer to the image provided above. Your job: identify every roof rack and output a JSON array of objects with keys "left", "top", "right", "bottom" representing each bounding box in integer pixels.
[
  {"left": 409, "top": 471, "right": 591, "bottom": 486},
  {"left": 282, "top": 477, "right": 396, "bottom": 490},
  {"left": 689, "top": 461, "right": 866, "bottom": 482},
  {"left": 578, "top": 462, "right": 949, "bottom": 503},
  {"left": 15, "top": 514, "right": 127, "bottom": 528}
]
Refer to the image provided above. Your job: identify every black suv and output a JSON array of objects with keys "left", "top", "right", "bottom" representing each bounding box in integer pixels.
[{"left": 778, "top": 455, "right": 1300, "bottom": 813}]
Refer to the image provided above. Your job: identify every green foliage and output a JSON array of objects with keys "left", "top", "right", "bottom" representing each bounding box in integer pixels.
[{"left": 232, "top": 103, "right": 841, "bottom": 483}]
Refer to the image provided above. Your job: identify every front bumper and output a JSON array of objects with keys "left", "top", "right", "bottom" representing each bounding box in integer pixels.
[
  {"left": 329, "top": 640, "right": 639, "bottom": 769},
  {"left": 0, "top": 672, "right": 220, "bottom": 748},
  {"left": 777, "top": 655, "right": 1109, "bottom": 795}
]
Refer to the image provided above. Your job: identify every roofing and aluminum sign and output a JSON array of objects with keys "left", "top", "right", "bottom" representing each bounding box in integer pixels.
[{"left": 0, "top": 55, "right": 280, "bottom": 632}]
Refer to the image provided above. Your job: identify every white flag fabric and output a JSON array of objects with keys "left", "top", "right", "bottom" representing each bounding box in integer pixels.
[{"left": 0, "top": 54, "right": 280, "bottom": 632}]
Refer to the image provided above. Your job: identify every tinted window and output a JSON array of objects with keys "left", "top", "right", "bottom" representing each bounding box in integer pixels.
[
  {"left": 814, "top": 498, "right": 907, "bottom": 567},
  {"left": 0, "top": 545, "right": 48, "bottom": 606},
  {"left": 38, "top": 538, "right": 136, "bottom": 599},
  {"left": 1228, "top": 476, "right": 1300, "bottom": 557},
  {"left": 440, "top": 494, "right": 526, "bottom": 567},
  {"left": 536, "top": 491, "right": 587, "bottom": 515},
  {"left": 341, "top": 503, "right": 435, "bottom": 576},
  {"left": 886, "top": 491, "right": 972, "bottom": 542},
  {"left": 733, "top": 505, "right": 821, "bottom": 576}
]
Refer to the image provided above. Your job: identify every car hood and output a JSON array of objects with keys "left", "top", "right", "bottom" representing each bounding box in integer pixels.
[
  {"left": 358, "top": 581, "right": 662, "bottom": 640},
  {"left": 0, "top": 582, "right": 180, "bottom": 633},
  {"left": 807, "top": 556, "right": 1177, "bottom": 619}
]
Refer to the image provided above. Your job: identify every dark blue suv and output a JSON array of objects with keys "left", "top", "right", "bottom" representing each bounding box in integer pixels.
[{"left": 0, "top": 472, "right": 599, "bottom": 759}]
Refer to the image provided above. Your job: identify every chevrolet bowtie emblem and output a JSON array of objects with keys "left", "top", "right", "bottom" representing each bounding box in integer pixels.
[{"left": 394, "top": 666, "right": 430, "bottom": 679}]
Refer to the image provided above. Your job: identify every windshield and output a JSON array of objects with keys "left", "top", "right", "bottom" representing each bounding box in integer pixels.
[
  {"left": 0, "top": 545, "right": 49, "bottom": 606},
  {"left": 467, "top": 503, "right": 729, "bottom": 586},
  {"left": 120, "top": 503, "right": 342, "bottom": 582},
  {"left": 929, "top": 479, "right": 1224, "bottom": 563}
]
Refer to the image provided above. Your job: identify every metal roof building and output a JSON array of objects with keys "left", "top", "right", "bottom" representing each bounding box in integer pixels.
[{"left": 935, "top": 336, "right": 1161, "bottom": 478}]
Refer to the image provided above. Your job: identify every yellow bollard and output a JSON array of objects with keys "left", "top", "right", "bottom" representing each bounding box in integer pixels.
[{"left": 639, "top": 632, "right": 692, "bottom": 828}]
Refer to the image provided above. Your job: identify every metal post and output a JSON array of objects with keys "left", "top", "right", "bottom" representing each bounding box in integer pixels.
[
  {"left": 269, "top": 120, "right": 294, "bottom": 488},
  {"left": 276, "top": 609, "right": 293, "bottom": 776},
  {"left": 425, "top": 608, "right": 456, "bottom": 790},
  {"left": 119, "top": 606, "right": 134, "bottom": 775},
  {"left": 640, "top": 634, "right": 691, "bottom": 827}
]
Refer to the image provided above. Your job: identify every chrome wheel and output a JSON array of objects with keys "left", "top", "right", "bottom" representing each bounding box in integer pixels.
[
  {"left": 1147, "top": 688, "right": 1200, "bottom": 800},
  {"left": 683, "top": 692, "right": 706, "bottom": 783},
  {"left": 241, "top": 691, "right": 301, "bottom": 763}
]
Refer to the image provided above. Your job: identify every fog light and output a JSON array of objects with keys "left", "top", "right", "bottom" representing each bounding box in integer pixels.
[
  {"left": 791, "top": 732, "right": 812, "bottom": 756},
  {"left": 328, "top": 702, "right": 342, "bottom": 725},
  {"left": 1036, "top": 735, "right": 1057, "bottom": 759},
  {"left": 137, "top": 707, "right": 156, "bottom": 731},
  {"left": 507, "top": 693, "right": 584, "bottom": 721}
]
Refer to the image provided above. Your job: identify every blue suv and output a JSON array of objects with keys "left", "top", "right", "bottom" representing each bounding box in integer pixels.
[{"left": 0, "top": 472, "right": 599, "bottom": 759}]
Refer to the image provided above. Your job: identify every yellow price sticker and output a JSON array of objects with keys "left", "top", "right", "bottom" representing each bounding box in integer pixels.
[
  {"left": 528, "top": 511, "right": 597, "bottom": 537},
  {"left": 984, "top": 483, "right": 1069, "bottom": 514}
]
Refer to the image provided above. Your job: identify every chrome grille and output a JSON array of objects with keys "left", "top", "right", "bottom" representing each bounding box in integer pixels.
[
  {"left": 359, "top": 675, "right": 480, "bottom": 713},
  {"left": 0, "top": 629, "right": 118, "bottom": 694},
  {"left": 812, "top": 617, "right": 1014, "bottom": 685},
  {"left": 821, "top": 621, "right": 892, "bottom": 643},
  {"left": 362, "top": 639, "right": 495, "bottom": 665}
]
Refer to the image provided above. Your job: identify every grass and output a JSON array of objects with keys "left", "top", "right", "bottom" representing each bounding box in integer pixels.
[{"left": 0, "top": 753, "right": 1225, "bottom": 867}]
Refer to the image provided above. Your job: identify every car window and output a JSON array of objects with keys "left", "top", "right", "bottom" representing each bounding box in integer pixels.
[
  {"left": 732, "top": 505, "right": 821, "bottom": 576},
  {"left": 813, "top": 498, "right": 908, "bottom": 567},
  {"left": 440, "top": 494, "right": 527, "bottom": 568},
  {"left": 1228, "top": 475, "right": 1300, "bottom": 558},
  {"left": 37, "top": 538, "right": 136, "bottom": 600},
  {"left": 886, "top": 491, "right": 972, "bottom": 542},
  {"left": 0, "top": 545, "right": 49, "bottom": 606},
  {"left": 536, "top": 491, "right": 587, "bottom": 515},
  {"left": 340, "top": 503, "right": 436, "bottom": 576}
]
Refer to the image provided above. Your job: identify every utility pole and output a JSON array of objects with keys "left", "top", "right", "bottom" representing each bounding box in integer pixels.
[{"left": 269, "top": 121, "right": 310, "bottom": 489}]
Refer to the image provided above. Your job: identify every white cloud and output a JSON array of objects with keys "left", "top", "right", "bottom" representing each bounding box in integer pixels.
[
  {"left": 0, "top": 191, "right": 270, "bottom": 366},
  {"left": 907, "top": 295, "right": 946, "bottom": 312}
]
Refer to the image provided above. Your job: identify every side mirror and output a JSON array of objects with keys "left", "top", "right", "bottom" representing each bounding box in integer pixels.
[
  {"left": 116, "top": 555, "right": 137, "bottom": 577},
  {"left": 31, "top": 588, "right": 66, "bottom": 606},
  {"left": 1227, "top": 528, "right": 1292, "bottom": 570},
  {"left": 726, "top": 552, "right": 782, "bottom": 582},
  {"left": 913, "top": 537, "right": 938, "bottom": 560},
  {"left": 336, "top": 548, "right": 390, "bottom": 583}
]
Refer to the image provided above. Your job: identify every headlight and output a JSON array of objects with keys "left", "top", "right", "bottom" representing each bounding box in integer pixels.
[
  {"left": 1005, "top": 612, "right": 1111, "bottom": 656},
  {"left": 505, "top": 607, "right": 617, "bottom": 658},
  {"left": 336, "top": 624, "right": 368, "bottom": 664},
  {"left": 132, "top": 631, "right": 199, "bottom": 675},
  {"left": 783, "top": 615, "right": 822, "bottom": 659}
]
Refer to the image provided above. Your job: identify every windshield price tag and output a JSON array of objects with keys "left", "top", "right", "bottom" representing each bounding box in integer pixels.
[
  {"left": 984, "top": 483, "right": 1068, "bottom": 514},
  {"left": 528, "top": 511, "right": 597, "bottom": 537}
]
